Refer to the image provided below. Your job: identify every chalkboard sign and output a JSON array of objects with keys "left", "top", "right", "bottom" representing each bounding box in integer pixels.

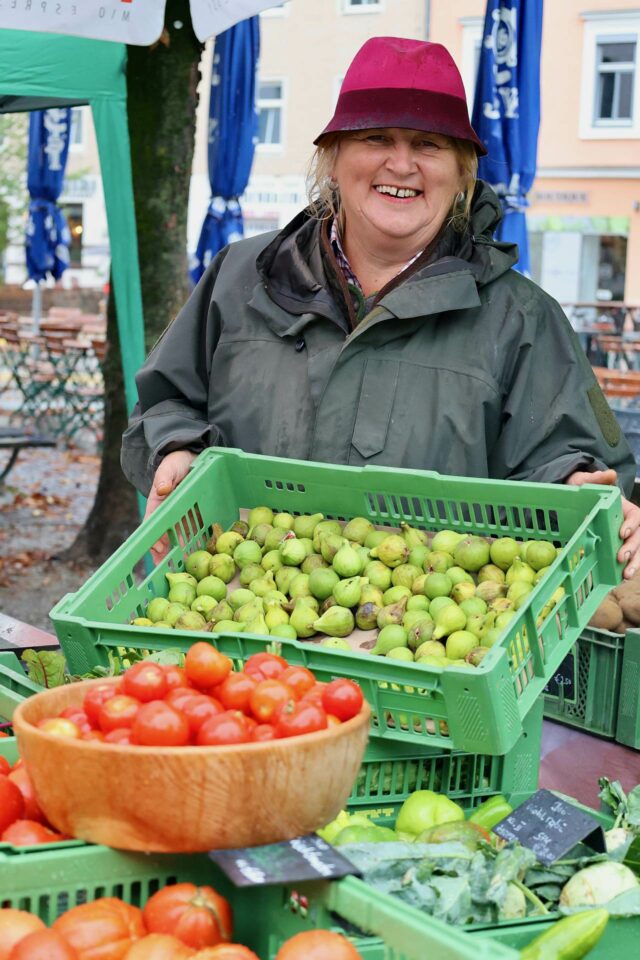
[
  {"left": 493, "top": 789, "right": 606, "bottom": 866},
  {"left": 544, "top": 651, "right": 577, "bottom": 702},
  {"left": 208, "top": 834, "right": 360, "bottom": 888}
]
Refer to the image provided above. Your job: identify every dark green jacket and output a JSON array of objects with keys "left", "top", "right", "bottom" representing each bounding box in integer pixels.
[{"left": 122, "top": 182, "right": 635, "bottom": 497}]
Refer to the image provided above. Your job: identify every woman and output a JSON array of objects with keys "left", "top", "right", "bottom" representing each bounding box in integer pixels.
[{"left": 121, "top": 37, "right": 640, "bottom": 572}]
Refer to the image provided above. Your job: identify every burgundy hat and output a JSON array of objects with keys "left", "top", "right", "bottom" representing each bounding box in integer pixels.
[{"left": 315, "top": 36, "right": 487, "bottom": 156}]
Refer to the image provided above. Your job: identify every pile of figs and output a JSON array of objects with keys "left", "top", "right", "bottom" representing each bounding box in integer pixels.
[{"left": 132, "top": 508, "right": 565, "bottom": 670}]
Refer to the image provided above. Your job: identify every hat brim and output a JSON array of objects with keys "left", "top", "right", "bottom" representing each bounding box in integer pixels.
[{"left": 314, "top": 87, "right": 487, "bottom": 157}]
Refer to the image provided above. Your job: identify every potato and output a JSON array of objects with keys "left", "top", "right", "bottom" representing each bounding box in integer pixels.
[
  {"left": 619, "top": 593, "right": 640, "bottom": 627},
  {"left": 589, "top": 596, "right": 624, "bottom": 632}
]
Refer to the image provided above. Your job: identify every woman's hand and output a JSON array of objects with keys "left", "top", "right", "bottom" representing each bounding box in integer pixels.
[
  {"left": 145, "top": 450, "right": 197, "bottom": 563},
  {"left": 565, "top": 469, "right": 640, "bottom": 578}
]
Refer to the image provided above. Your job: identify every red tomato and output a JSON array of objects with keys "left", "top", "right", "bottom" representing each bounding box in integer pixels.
[
  {"left": 83, "top": 684, "right": 119, "bottom": 727},
  {"left": 301, "top": 682, "right": 327, "bottom": 704},
  {"left": 122, "top": 662, "right": 168, "bottom": 703},
  {"left": 196, "top": 713, "right": 250, "bottom": 747},
  {"left": 142, "top": 883, "right": 232, "bottom": 950},
  {"left": 0, "top": 910, "right": 45, "bottom": 960},
  {"left": 53, "top": 897, "right": 146, "bottom": 960},
  {"left": 275, "top": 930, "right": 362, "bottom": 960},
  {"left": 1, "top": 820, "right": 66, "bottom": 846},
  {"left": 185, "top": 644, "right": 233, "bottom": 690},
  {"left": 215, "top": 673, "right": 257, "bottom": 713},
  {"left": 8, "top": 767, "right": 44, "bottom": 823},
  {"left": 37, "top": 718, "right": 80, "bottom": 740},
  {"left": 103, "top": 729, "right": 132, "bottom": 745},
  {"left": 251, "top": 724, "right": 278, "bottom": 742},
  {"left": 0, "top": 732, "right": 9, "bottom": 739},
  {"left": 8, "top": 927, "right": 79, "bottom": 960},
  {"left": 192, "top": 947, "right": 260, "bottom": 960},
  {"left": 59, "top": 708, "right": 92, "bottom": 733},
  {"left": 276, "top": 702, "right": 328, "bottom": 739},
  {"left": 163, "top": 665, "right": 189, "bottom": 692},
  {"left": 178, "top": 695, "right": 224, "bottom": 737},
  {"left": 0, "top": 777, "right": 24, "bottom": 833},
  {"left": 165, "top": 688, "right": 198, "bottom": 712},
  {"left": 321, "top": 679, "right": 364, "bottom": 722},
  {"left": 124, "top": 933, "right": 195, "bottom": 960},
  {"left": 97, "top": 695, "right": 140, "bottom": 734},
  {"left": 0, "top": 756, "right": 10, "bottom": 776},
  {"left": 131, "top": 702, "right": 190, "bottom": 747},
  {"left": 243, "top": 653, "right": 286, "bottom": 681},
  {"left": 80, "top": 730, "right": 105, "bottom": 743},
  {"left": 248, "top": 680, "right": 293, "bottom": 724},
  {"left": 278, "top": 666, "right": 315, "bottom": 700}
]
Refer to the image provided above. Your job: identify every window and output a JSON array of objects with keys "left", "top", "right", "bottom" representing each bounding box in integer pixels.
[
  {"left": 594, "top": 40, "right": 635, "bottom": 123},
  {"left": 60, "top": 203, "right": 83, "bottom": 266},
  {"left": 580, "top": 11, "right": 640, "bottom": 139},
  {"left": 341, "top": 0, "right": 382, "bottom": 13},
  {"left": 257, "top": 80, "right": 284, "bottom": 149}
]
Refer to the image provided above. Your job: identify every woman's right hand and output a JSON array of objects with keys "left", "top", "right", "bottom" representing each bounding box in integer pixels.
[{"left": 145, "top": 450, "right": 197, "bottom": 563}]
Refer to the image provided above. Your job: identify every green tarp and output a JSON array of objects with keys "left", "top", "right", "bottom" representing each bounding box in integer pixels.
[{"left": 0, "top": 30, "right": 144, "bottom": 414}]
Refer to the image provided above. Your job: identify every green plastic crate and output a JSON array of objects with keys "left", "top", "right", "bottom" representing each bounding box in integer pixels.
[
  {"left": 349, "top": 699, "right": 542, "bottom": 818},
  {"left": 50, "top": 448, "right": 624, "bottom": 755},
  {"left": 0, "top": 651, "right": 42, "bottom": 744},
  {"left": 542, "top": 627, "right": 640, "bottom": 747},
  {"left": 543, "top": 626, "right": 625, "bottom": 739},
  {"left": 0, "top": 843, "right": 511, "bottom": 960}
]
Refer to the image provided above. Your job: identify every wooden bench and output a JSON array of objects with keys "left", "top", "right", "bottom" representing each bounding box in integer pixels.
[{"left": 0, "top": 426, "right": 56, "bottom": 483}]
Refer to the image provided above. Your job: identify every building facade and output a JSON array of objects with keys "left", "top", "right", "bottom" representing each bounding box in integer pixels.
[{"left": 6, "top": 0, "right": 640, "bottom": 308}]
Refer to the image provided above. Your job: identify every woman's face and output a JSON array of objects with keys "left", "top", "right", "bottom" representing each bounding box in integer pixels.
[{"left": 332, "top": 128, "right": 464, "bottom": 254}]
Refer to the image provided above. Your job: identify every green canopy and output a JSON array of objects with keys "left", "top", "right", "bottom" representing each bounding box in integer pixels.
[{"left": 0, "top": 30, "right": 144, "bottom": 414}]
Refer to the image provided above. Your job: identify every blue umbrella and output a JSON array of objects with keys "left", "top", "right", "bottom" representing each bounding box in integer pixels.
[
  {"left": 190, "top": 17, "right": 260, "bottom": 284},
  {"left": 25, "top": 107, "right": 72, "bottom": 283},
  {"left": 471, "top": 0, "right": 544, "bottom": 275}
]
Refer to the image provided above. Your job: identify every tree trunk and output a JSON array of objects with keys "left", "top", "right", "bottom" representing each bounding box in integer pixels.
[{"left": 65, "top": 2, "right": 203, "bottom": 563}]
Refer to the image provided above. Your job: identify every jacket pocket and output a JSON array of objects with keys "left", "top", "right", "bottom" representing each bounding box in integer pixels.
[{"left": 351, "top": 358, "right": 400, "bottom": 459}]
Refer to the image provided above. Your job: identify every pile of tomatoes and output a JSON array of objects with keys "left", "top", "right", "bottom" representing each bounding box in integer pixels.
[
  {"left": 0, "top": 752, "right": 68, "bottom": 847},
  {"left": 0, "top": 883, "right": 363, "bottom": 959},
  {"left": 36, "top": 644, "right": 365, "bottom": 748}
]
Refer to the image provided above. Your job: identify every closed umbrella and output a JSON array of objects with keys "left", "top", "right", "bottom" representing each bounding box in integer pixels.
[
  {"left": 190, "top": 17, "right": 260, "bottom": 284},
  {"left": 471, "top": 0, "right": 544, "bottom": 275},
  {"left": 25, "top": 107, "right": 72, "bottom": 327}
]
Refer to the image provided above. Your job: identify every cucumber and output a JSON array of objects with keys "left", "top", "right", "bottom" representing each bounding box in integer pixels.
[{"left": 520, "top": 910, "right": 609, "bottom": 960}]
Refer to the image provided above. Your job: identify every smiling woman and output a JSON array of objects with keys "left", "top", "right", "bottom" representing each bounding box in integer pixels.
[{"left": 121, "top": 36, "right": 640, "bottom": 577}]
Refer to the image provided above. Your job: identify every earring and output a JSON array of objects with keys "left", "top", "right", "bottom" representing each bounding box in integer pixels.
[
  {"left": 456, "top": 191, "right": 465, "bottom": 205},
  {"left": 329, "top": 178, "right": 338, "bottom": 190}
]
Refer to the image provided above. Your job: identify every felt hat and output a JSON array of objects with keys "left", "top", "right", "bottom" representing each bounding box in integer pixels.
[{"left": 315, "top": 36, "right": 487, "bottom": 156}]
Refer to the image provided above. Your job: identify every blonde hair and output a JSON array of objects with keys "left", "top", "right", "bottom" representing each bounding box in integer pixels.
[{"left": 306, "top": 132, "right": 478, "bottom": 234}]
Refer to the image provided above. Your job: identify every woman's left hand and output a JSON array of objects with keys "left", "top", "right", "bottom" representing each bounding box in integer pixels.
[{"left": 566, "top": 469, "right": 640, "bottom": 579}]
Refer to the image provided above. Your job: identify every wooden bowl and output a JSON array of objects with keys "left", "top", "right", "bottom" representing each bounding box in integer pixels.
[{"left": 13, "top": 679, "right": 370, "bottom": 853}]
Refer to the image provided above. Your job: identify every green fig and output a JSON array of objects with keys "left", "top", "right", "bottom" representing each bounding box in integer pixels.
[
  {"left": 249, "top": 572, "right": 276, "bottom": 597},
  {"left": 152, "top": 621, "right": 174, "bottom": 630},
  {"left": 234, "top": 599, "right": 264, "bottom": 623},
  {"left": 355, "top": 546, "right": 371, "bottom": 573},
  {"left": 208, "top": 553, "right": 236, "bottom": 583},
  {"left": 301, "top": 553, "right": 328, "bottom": 575},
  {"left": 424, "top": 551, "right": 454, "bottom": 574},
  {"left": 475, "top": 581, "right": 506, "bottom": 604},
  {"left": 450, "top": 581, "right": 476, "bottom": 604},
  {"left": 477, "top": 563, "right": 506, "bottom": 585},
  {"left": 490, "top": 597, "right": 514, "bottom": 613},
  {"left": 343, "top": 516, "right": 374, "bottom": 545},
  {"left": 416, "top": 654, "right": 450, "bottom": 668},
  {"left": 146, "top": 597, "right": 171, "bottom": 622},
  {"left": 206, "top": 599, "right": 234, "bottom": 624},
  {"left": 164, "top": 602, "right": 188, "bottom": 626},
  {"left": 174, "top": 611, "right": 207, "bottom": 632},
  {"left": 270, "top": 623, "right": 297, "bottom": 640},
  {"left": 248, "top": 522, "right": 273, "bottom": 546},
  {"left": 289, "top": 604, "right": 318, "bottom": 638},
  {"left": 363, "top": 560, "right": 392, "bottom": 591},
  {"left": 263, "top": 527, "right": 290, "bottom": 552},
  {"left": 205, "top": 522, "right": 224, "bottom": 555},
  {"left": 228, "top": 588, "right": 256, "bottom": 611},
  {"left": 407, "top": 618, "right": 435, "bottom": 650},
  {"left": 213, "top": 618, "right": 245, "bottom": 633},
  {"left": 131, "top": 617, "right": 154, "bottom": 627},
  {"left": 391, "top": 563, "right": 422, "bottom": 590},
  {"left": 355, "top": 601, "right": 382, "bottom": 630},
  {"left": 465, "top": 614, "right": 487, "bottom": 639},
  {"left": 432, "top": 604, "right": 467, "bottom": 639},
  {"left": 320, "top": 533, "right": 347, "bottom": 563},
  {"left": 524, "top": 540, "right": 557, "bottom": 571},
  {"left": 265, "top": 606, "right": 290, "bottom": 629},
  {"left": 376, "top": 596, "right": 408, "bottom": 628},
  {"left": 507, "top": 581, "right": 534, "bottom": 608},
  {"left": 196, "top": 575, "right": 227, "bottom": 601},
  {"left": 370, "top": 534, "right": 410, "bottom": 569},
  {"left": 466, "top": 646, "right": 490, "bottom": 667},
  {"left": 445, "top": 630, "right": 478, "bottom": 660},
  {"left": 424, "top": 573, "right": 453, "bottom": 600},
  {"left": 191, "top": 595, "right": 218, "bottom": 617},
  {"left": 430, "top": 530, "right": 465, "bottom": 554},
  {"left": 293, "top": 512, "right": 324, "bottom": 539},
  {"left": 459, "top": 597, "right": 487, "bottom": 617},
  {"left": 244, "top": 614, "right": 270, "bottom": 637},
  {"left": 313, "top": 520, "right": 343, "bottom": 550},
  {"left": 364, "top": 530, "right": 391, "bottom": 550},
  {"left": 319, "top": 596, "right": 338, "bottom": 614},
  {"left": 247, "top": 506, "right": 274, "bottom": 529},
  {"left": 166, "top": 571, "right": 197, "bottom": 588},
  {"left": 308, "top": 567, "right": 340, "bottom": 600},
  {"left": 387, "top": 647, "right": 415, "bottom": 662},
  {"left": 360, "top": 583, "right": 384, "bottom": 606},
  {"left": 408, "top": 545, "right": 430, "bottom": 569},
  {"left": 280, "top": 538, "right": 307, "bottom": 567},
  {"left": 263, "top": 589, "right": 289, "bottom": 608},
  {"left": 411, "top": 573, "right": 428, "bottom": 595},
  {"left": 446, "top": 566, "right": 475, "bottom": 586},
  {"left": 239, "top": 563, "right": 264, "bottom": 587},
  {"left": 289, "top": 573, "right": 311, "bottom": 599},
  {"left": 415, "top": 638, "right": 446, "bottom": 659},
  {"left": 168, "top": 582, "right": 197, "bottom": 607},
  {"left": 314, "top": 607, "right": 355, "bottom": 638},
  {"left": 333, "top": 576, "right": 365, "bottom": 608},
  {"left": 332, "top": 544, "right": 362, "bottom": 578},
  {"left": 289, "top": 595, "right": 319, "bottom": 611},
  {"left": 321, "top": 636, "right": 352, "bottom": 650},
  {"left": 382, "top": 585, "right": 412, "bottom": 605},
  {"left": 407, "top": 595, "right": 430, "bottom": 612},
  {"left": 229, "top": 519, "right": 250, "bottom": 538},
  {"left": 505, "top": 559, "right": 536, "bottom": 585},
  {"left": 233, "top": 539, "right": 263, "bottom": 569},
  {"left": 261, "top": 549, "right": 284, "bottom": 573},
  {"left": 275, "top": 566, "right": 300, "bottom": 594},
  {"left": 489, "top": 537, "right": 522, "bottom": 571},
  {"left": 215, "top": 531, "right": 244, "bottom": 556},
  {"left": 453, "top": 536, "right": 491, "bottom": 572},
  {"left": 272, "top": 512, "right": 295, "bottom": 531},
  {"left": 371, "top": 624, "right": 408, "bottom": 655},
  {"left": 403, "top": 609, "right": 433, "bottom": 631},
  {"left": 185, "top": 550, "right": 214, "bottom": 582},
  {"left": 428, "top": 596, "right": 455, "bottom": 618},
  {"left": 400, "top": 521, "right": 428, "bottom": 547}
]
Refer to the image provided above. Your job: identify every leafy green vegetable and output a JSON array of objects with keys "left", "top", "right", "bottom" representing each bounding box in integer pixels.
[{"left": 21, "top": 649, "right": 66, "bottom": 688}]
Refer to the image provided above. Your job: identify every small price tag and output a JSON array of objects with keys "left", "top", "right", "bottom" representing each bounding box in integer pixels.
[
  {"left": 493, "top": 789, "right": 606, "bottom": 866},
  {"left": 544, "top": 652, "right": 577, "bottom": 702},
  {"left": 208, "top": 834, "right": 361, "bottom": 887}
]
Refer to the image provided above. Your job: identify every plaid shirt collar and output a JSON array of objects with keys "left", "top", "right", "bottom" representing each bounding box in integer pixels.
[{"left": 329, "top": 218, "right": 424, "bottom": 292}]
